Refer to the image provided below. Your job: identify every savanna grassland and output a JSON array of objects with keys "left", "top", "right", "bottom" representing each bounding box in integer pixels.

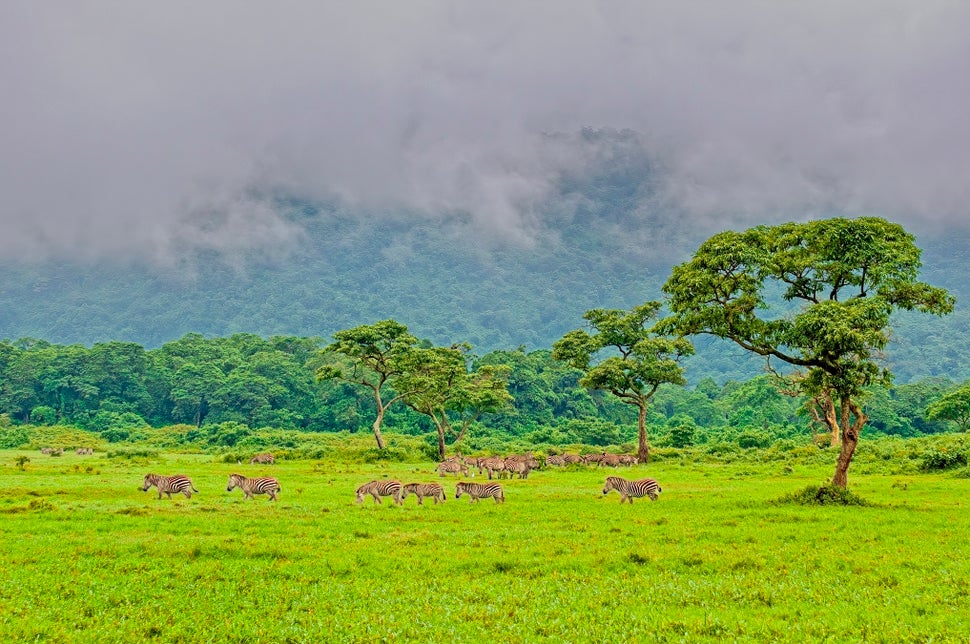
[{"left": 2, "top": 450, "right": 969, "bottom": 643}]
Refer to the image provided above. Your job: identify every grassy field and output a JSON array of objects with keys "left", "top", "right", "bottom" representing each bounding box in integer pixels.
[{"left": 1, "top": 449, "right": 969, "bottom": 643}]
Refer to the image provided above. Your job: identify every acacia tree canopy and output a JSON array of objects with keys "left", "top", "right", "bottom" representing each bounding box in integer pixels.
[
  {"left": 553, "top": 302, "right": 694, "bottom": 462},
  {"left": 315, "top": 319, "right": 419, "bottom": 449},
  {"left": 661, "top": 217, "right": 955, "bottom": 487}
]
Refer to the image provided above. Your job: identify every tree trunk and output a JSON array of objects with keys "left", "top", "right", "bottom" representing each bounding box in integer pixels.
[
  {"left": 636, "top": 401, "right": 650, "bottom": 463},
  {"left": 831, "top": 397, "right": 866, "bottom": 488},
  {"left": 822, "top": 394, "right": 841, "bottom": 447},
  {"left": 436, "top": 425, "right": 446, "bottom": 461},
  {"left": 371, "top": 407, "right": 386, "bottom": 450}
]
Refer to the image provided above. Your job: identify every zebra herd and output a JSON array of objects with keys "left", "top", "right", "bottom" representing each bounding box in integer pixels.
[
  {"left": 43, "top": 447, "right": 662, "bottom": 506},
  {"left": 354, "top": 479, "right": 507, "bottom": 505},
  {"left": 140, "top": 472, "right": 282, "bottom": 501}
]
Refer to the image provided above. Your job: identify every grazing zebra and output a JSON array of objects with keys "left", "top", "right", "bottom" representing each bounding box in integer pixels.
[
  {"left": 355, "top": 480, "right": 403, "bottom": 505},
  {"left": 455, "top": 481, "right": 505, "bottom": 504},
  {"left": 602, "top": 476, "right": 662, "bottom": 503},
  {"left": 249, "top": 452, "right": 275, "bottom": 465},
  {"left": 583, "top": 453, "right": 605, "bottom": 466},
  {"left": 502, "top": 455, "right": 538, "bottom": 479},
  {"left": 142, "top": 473, "right": 199, "bottom": 500},
  {"left": 545, "top": 454, "right": 567, "bottom": 467},
  {"left": 401, "top": 482, "right": 447, "bottom": 505},
  {"left": 600, "top": 453, "right": 622, "bottom": 468},
  {"left": 226, "top": 473, "right": 281, "bottom": 501},
  {"left": 76, "top": 447, "right": 94, "bottom": 455},
  {"left": 437, "top": 459, "right": 469, "bottom": 477},
  {"left": 618, "top": 454, "right": 638, "bottom": 467},
  {"left": 479, "top": 456, "right": 506, "bottom": 480},
  {"left": 562, "top": 454, "right": 584, "bottom": 466}
]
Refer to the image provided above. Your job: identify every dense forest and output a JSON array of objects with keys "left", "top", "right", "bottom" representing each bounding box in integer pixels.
[
  {"left": 0, "top": 332, "right": 965, "bottom": 454},
  {"left": 2, "top": 131, "right": 968, "bottom": 385}
]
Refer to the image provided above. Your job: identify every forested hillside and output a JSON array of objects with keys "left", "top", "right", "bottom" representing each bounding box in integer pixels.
[{"left": 1, "top": 130, "right": 967, "bottom": 384}]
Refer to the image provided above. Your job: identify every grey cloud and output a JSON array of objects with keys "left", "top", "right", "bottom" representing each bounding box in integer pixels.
[{"left": 1, "top": 2, "right": 968, "bottom": 262}]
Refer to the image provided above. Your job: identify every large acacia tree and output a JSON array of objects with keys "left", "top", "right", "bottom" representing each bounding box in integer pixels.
[
  {"left": 315, "top": 320, "right": 419, "bottom": 449},
  {"left": 395, "top": 343, "right": 512, "bottom": 460},
  {"left": 661, "top": 217, "right": 954, "bottom": 487},
  {"left": 552, "top": 302, "right": 694, "bottom": 463}
]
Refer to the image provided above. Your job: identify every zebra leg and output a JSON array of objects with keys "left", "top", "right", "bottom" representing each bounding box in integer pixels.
[
  {"left": 417, "top": 495, "right": 424, "bottom": 505},
  {"left": 372, "top": 493, "right": 382, "bottom": 504}
]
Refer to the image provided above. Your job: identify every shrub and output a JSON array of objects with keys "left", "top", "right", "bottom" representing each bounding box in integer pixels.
[
  {"left": 776, "top": 484, "right": 869, "bottom": 506},
  {"left": 920, "top": 449, "right": 968, "bottom": 472}
]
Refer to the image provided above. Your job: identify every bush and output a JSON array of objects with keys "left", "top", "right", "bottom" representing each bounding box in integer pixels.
[
  {"left": 777, "top": 484, "right": 869, "bottom": 506},
  {"left": 920, "top": 449, "right": 968, "bottom": 472},
  {"left": 30, "top": 406, "right": 57, "bottom": 425}
]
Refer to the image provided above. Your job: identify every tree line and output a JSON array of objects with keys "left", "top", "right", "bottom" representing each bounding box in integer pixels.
[{"left": 1, "top": 217, "right": 964, "bottom": 489}]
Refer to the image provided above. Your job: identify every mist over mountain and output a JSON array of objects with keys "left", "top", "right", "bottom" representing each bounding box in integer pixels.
[{"left": 2, "top": 128, "right": 967, "bottom": 384}]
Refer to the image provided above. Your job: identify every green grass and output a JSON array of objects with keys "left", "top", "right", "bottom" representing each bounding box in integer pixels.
[{"left": 1, "top": 450, "right": 969, "bottom": 643}]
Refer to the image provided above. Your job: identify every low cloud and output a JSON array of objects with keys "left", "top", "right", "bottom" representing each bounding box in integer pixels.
[{"left": 1, "top": 2, "right": 967, "bottom": 263}]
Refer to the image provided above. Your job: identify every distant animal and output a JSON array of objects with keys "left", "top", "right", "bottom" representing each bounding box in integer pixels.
[
  {"left": 502, "top": 454, "right": 538, "bottom": 479},
  {"left": 76, "top": 447, "right": 94, "bottom": 455},
  {"left": 583, "top": 453, "right": 605, "bottom": 466},
  {"left": 602, "top": 476, "right": 662, "bottom": 503},
  {"left": 249, "top": 453, "right": 275, "bottom": 465},
  {"left": 562, "top": 454, "right": 584, "bottom": 466},
  {"left": 355, "top": 480, "right": 403, "bottom": 505},
  {"left": 618, "top": 455, "right": 638, "bottom": 467},
  {"left": 401, "top": 482, "right": 447, "bottom": 505},
  {"left": 226, "top": 473, "right": 281, "bottom": 501},
  {"left": 600, "top": 453, "right": 622, "bottom": 468},
  {"left": 478, "top": 456, "right": 506, "bottom": 480},
  {"left": 141, "top": 473, "right": 199, "bottom": 500},
  {"left": 545, "top": 454, "right": 567, "bottom": 467},
  {"left": 455, "top": 481, "right": 505, "bottom": 504},
  {"left": 437, "top": 459, "right": 469, "bottom": 477}
]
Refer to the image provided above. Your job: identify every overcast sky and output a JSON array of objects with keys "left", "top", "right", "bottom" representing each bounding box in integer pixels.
[{"left": 2, "top": 2, "right": 968, "bottom": 262}]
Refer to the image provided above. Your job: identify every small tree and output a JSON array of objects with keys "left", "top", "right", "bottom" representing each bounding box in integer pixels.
[
  {"left": 395, "top": 343, "right": 512, "bottom": 460},
  {"left": 552, "top": 302, "right": 694, "bottom": 463},
  {"left": 662, "top": 217, "right": 954, "bottom": 487},
  {"left": 315, "top": 320, "right": 419, "bottom": 450},
  {"left": 926, "top": 383, "right": 970, "bottom": 432}
]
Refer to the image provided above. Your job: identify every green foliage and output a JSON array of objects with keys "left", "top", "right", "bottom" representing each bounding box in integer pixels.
[
  {"left": 778, "top": 484, "right": 870, "bottom": 506},
  {"left": 920, "top": 448, "right": 968, "bottom": 472},
  {"left": 926, "top": 382, "right": 970, "bottom": 431}
]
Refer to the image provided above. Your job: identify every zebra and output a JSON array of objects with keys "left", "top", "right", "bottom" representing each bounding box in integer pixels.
[
  {"left": 437, "top": 459, "right": 469, "bottom": 477},
  {"left": 600, "top": 453, "right": 622, "bottom": 468},
  {"left": 355, "top": 480, "right": 403, "bottom": 505},
  {"left": 141, "top": 473, "right": 199, "bottom": 500},
  {"left": 401, "top": 482, "right": 447, "bottom": 505},
  {"left": 602, "top": 476, "right": 662, "bottom": 503},
  {"left": 455, "top": 481, "right": 505, "bottom": 504},
  {"left": 562, "top": 454, "right": 584, "bottom": 466},
  {"left": 226, "top": 473, "right": 281, "bottom": 501},
  {"left": 76, "top": 447, "right": 93, "bottom": 455},
  {"left": 618, "top": 454, "right": 638, "bottom": 467},
  {"left": 502, "top": 454, "right": 538, "bottom": 479},
  {"left": 249, "top": 453, "right": 275, "bottom": 465},
  {"left": 479, "top": 456, "right": 506, "bottom": 480},
  {"left": 583, "top": 453, "right": 605, "bottom": 466},
  {"left": 545, "top": 454, "right": 566, "bottom": 467}
]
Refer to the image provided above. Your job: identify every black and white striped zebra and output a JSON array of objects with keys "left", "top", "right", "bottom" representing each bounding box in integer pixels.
[
  {"left": 545, "top": 454, "right": 567, "bottom": 468},
  {"left": 562, "top": 454, "right": 584, "bottom": 466},
  {"left": 479, "top": 456, "right": 506, "bottom": 479},
  {"left": 602, "top": 476, "right": 662, "bottom": 503},
  {"left": 142, "top": 473, "right": 199, "bottom": 500},
  {"left": 455, "top": 481, "right": 505, "bottom": 504},
  {"left": 355, "top": 480, "right": 403, "bottom": 505},
  {"left": 226, "top": 473, "right": 281, "bottom": 501},
  {"left": 249, "top": 452, "right": 275, "bottom": 465},
  {"left": 437, "top": 459, "right": 469, "bottom": 477},
  {"left": 599, "top": 453, "right": 621, "bottom": 468},
  {"left": 401, "top": 482, "right": 447, "bottom": 505},
  {"left": 502, "top": 454, "right": 538, "bottom": 479},
  {"left": 618, "top": 454, "right": 638, "bottom": 467}
]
